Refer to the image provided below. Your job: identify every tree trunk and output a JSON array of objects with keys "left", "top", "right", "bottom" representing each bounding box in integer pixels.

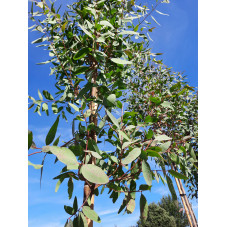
[{"left": 83, "top": 64, "right": 98, "bottom": 227}]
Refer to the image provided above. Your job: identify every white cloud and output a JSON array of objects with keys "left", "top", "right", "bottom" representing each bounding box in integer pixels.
[
  {"left": 98, "top": 209, "right": 119, "bottom": 216},
  {"left": 154, "top": 185, "right": 169, "bottom": 196}
]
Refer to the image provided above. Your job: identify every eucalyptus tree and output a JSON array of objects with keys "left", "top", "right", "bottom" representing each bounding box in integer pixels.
[
  {"left": 126, "top": 60, "right": 198, "bottom": 200},
  {"left": 28, "top": 0, "right": 194, "bottom": 226}
]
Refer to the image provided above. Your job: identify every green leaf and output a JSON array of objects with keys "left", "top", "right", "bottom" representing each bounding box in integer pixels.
[
  {"left": 68, "top": 178, "right": 74, "bottom": 199},
  {"left": 78, "top": 24, "right": 93, "bottom": 39},
  {"left": 107, "top": 94, "right": 116, "bottom": 105},
  {"left": 82, "top": 206, "right": 101, "bottom": 223},
  {"left": 84, "top": 109, "right": 92, "bottom": 118},
  {"left": 140, "top": 194, "right": 148, "bottom": 224},
  {"left": 61, "top": 21, "right": 68, "bottom": 32},
  {"left": 73, "top": 48, "right": 90, "bottom": 60},
  {"left": 99, "top": 115, "right": 107, "bottom": 129},
  {"left": 166, "top": 175, "right": 177, "bottom": 201},
  {"left": 45, "top": 115, "right": 60, "bottom": 145},
  {"left": 84, "top": 150, "right": 102, "bottom": 159},
  {"left": 110, "top": 58, "right": 132, "bottom": 65},
  {"left": 100, "top": 20, "right": 114, "bottom": 29},
  {"left": 78, "top": 213, "right": 88, "bottom": 227},
  {"left": 161, "top": 101, "right": 174, "bottom": 110},
  {"left": 28, "top": 160, "right": 43, "bottom": 169},
  {"left": 65, "top": 219, "right": 73, "bottom": 227},
  {"left": 168, "top": 170, "right": 188, "bottom": 180},
  {"left": 118, "top": 130, "right": 130, "bottom": 141},
  {"left": 145, "top": 115, "right": 152, "bottom": 123},
  {"left": 119, "top": 31, "right": 139, "bottom": 35},
  {"left": 28, "top": 130, "right": 33, "bottom": 150},
  {"left": 106, "top": 109, "right": 120, "bottom": 128},
  {"left": 160, "top": 141, "right": 171, "bottom": 152},
  {"left": 53, "top": 136, "right": 60, "bottom": 146},
  {"left": 122, "top": 148, "right": 141, "bottom": 165},
  {"left": 146, "top": 150, "right": 163, "bottom": 159},
  {"left": 126, "top": 199, "right": 135, "bottom": 213},
  {"left": 74, "top": 66, "right": 89, "bottom": 75},
  {"left": 80, "top": 164, "right": 109, "bottom": 184},
  {"left": 55, "top": 178, "right": 64, "bottom": 192},
  {"left": 73, "top": 196, "right": 78, "bottom": 211},
  {"left": 142, "top": 160, "right": 152, "bottom": 186},
  {"left": 64, "top": 205, "right": 74, "bottom": 215},
  {"left": 151, "top": 15, "right": 160, "bottom": 25},
  {"left": 42, "top": 146, "right": 79, "bottom": 170},
  {"left": 43, "top": 90, "right": 54, "bottom": 100},
  {"left": 68, "top": 103, "right": 79, "bottom": 112},
  {"left": 155, "top": 135, "right": 172, "bottom": 141},
  {"left": 149, "top": 97, "right": 161, "bottom": 104},
  {"left": 38, "top": 89, "right": 43, "bottom": 100},
  {"left": 139, "top": 184, "right": 151, "bottom": 191}
]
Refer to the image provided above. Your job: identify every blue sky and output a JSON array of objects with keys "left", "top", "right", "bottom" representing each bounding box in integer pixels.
[{"left": 28, "top": 0, "right": 198, "bottom": 226}]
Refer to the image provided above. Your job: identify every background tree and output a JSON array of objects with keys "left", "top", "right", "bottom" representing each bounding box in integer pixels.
[
  {"left": 137, "top": 202, "right": 177, "bottom": 227},
  {"left": 126, "top": 60, "right": 198, "bottom": 199},
  {"left": 158, "top": 195, "right": 189, "bottom": 227}
]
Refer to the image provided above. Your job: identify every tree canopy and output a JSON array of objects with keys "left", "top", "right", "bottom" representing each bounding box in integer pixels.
[
  {"left": 159, "top": 195, "right": 189, "bottom": 227},
  {"left": 28, "top": 0, "right": 197, "bottom": 226},
  {"left": 137, "top": 202, "right": 177, "bottom": 227}
]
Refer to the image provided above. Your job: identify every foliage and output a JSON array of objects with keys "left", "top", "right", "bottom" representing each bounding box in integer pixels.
[
  {"left": 28, "top": 0, "right": 197, "bottom": 226},
  {"left": 137, "top": 202, "right": 177, "bottom": 227},
  {"left": 158, "top": 195, "right": 189, "bottom": 227},
  {"left": 126, "top": 61, "right": 198, "bottom": 199}
]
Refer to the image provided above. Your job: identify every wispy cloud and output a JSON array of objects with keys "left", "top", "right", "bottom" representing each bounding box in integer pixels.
[
  {"left": 154, "top": 186, "right": 169, "bottom": 196},
  {"left": 98, "top": 209, "right": 119, "bottom": 216}
]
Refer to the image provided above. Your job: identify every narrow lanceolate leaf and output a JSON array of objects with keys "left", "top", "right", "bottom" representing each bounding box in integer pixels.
[
  {"left": 84, "top": 150, "right": 102, "bottom": 159},
  {"left": 79, "top": 213, "right": 89, "bottom": 227},
  {"left": 84, "top": 109, "right": 92, "bottom": 118},
  {"left": 64, "top": 205, "right": 74, "bottom": 215},
  {"left": 146, "top": 150, "right": 163, "bottom": 160},
  {"left": 100, "top": 20, "right": 114, "bottom": 29},
  {"left": 28, "top": 160, "right": 43, "bottom": 169},
  {"left": 122, "top": 148, "right": 141, "bottom": 165},
  {"left": 65, "top": 219, "right": 73, "bottom": 227},
  {"left": 118, "top": 130, "right": 130, "bottom": 141},
  {"left": 55, "top": 178, "right": 64, "bottom": 192},
  {"left": 166, "top": 175, "right": 177, "bottom": 201},
  {"left": 126, "top": 199, "right": 135, "bottom": 213},
  {"left": 155, "top": 134, "right": 172, "bottom": 141},
  {"left": 106, "top": 109, "right": 120, "bottom": 128},
  {"left": 42, "top": 146, "right": 79, "bottom": 170},
  {"left": 110, "top": 58, "right": 132, "bottom": 65},
  {"left": 168, "top": 170, "right": 188, "bottom": 180},
  {"left": 82, "top": 206, "right": 101, "bottom": 223},
  {"left": 28, "top": 130, "right": 33, "bottom": 150},
  {"left": 68, "top": 103, "right": 79, "bottom": 112},
  {"left": 38, "top": 89, "right": 43, "bottom": 100},
  {"left": 160, "top": 141, "right": 171, "bottom": 152},
  {"left": 142, "top": 160, "right": 152, "bottom": 186},
  {"left": 78, "top": 23, "right": 93, "bottom": 39},
  {"left": 119, "top": 30, "right": 139, "bottom": 35},
  {"left": 68, "top": 178, "right": 74, "bottom": 199},
  {"left": 73, "top": 196, "right": 78, "bottom": 211},
  {"left": 40, "top": 153, "right": 47, "bottom": 188},
  {"left": 140, "top": 194, "right": 148, "bottom": 224},
  {"left": 73, "top": 47, "right": 90, "bottom": 60},
  {"left": 45, "top": 115, "right": 60, "bottom": 145},
  {"left": 80, "top": 164, "right": 109, "bottom": 184}
]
